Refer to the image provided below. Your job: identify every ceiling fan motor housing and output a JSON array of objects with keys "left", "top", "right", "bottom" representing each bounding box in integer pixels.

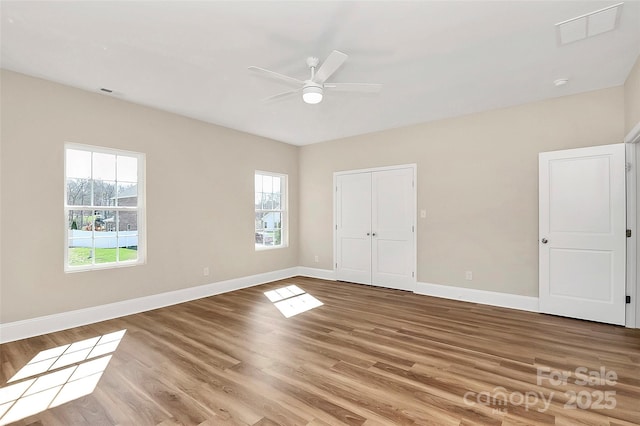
[{"left": 302, "top": 82, "right": 323, "bottom": 104}]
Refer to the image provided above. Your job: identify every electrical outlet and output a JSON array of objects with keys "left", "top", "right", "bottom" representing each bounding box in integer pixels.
[
  {"left": 203, "top": 267, "right": 210, "bottom": 276},
  {"left": 314, "top": 255, "right": 319, "bottom": 263},
  {"left": 420, "top": 209, "right": 427, "bottom": 219},
  {"left": 465, "top": 271, "right": 473, "bottom": 280}
]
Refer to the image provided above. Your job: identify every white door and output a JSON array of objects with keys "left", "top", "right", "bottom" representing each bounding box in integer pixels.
[
  {"left": 372, "top": 168, "right": 415, "bottom": 290},
  {"left": 539, "top": 144, "right": 626, "bottom": 325},
  {"left": 336, "top": 172, "right": 372, "bottom": 285},
  {"left": 335, "top": 166, "right": 416, "bottom": 291}
]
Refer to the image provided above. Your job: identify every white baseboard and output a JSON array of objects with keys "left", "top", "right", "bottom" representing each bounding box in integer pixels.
[
  {"left": 296, "top": 269, "right": 538, "bottom": 313},
  {"left": 0, "top": 268, "right": 541, "bottom": 344},
  {"left": 296, "top": 267, "right": 336, "bottom": 281},
  {"left": 0, "top": 267, "right": 299, "bottom": 344},
  {"left": 415, "top": 282, "right": 539, "bottom": 313}
]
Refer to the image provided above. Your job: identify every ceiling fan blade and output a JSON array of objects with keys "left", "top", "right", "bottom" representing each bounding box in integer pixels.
[
  {"left": 263, "top": 89, "right": 300, "bottom": 103},
  {"left": 248, "top": 66, "right": 304, "bottom": 87},
  {"left": 314, "top": 50, "right": 348, "bottom": 83},
  {"left": 324, "top": 83, "right": 382, "bottom": 93}
]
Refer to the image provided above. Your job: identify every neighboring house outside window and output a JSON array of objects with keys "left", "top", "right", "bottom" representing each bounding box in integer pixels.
[
  {"left": 255, "top": 171, "right": 287, "bottom": 249},
  {"left": 65, "top": 144, "right": 145, "bottom": 271}
]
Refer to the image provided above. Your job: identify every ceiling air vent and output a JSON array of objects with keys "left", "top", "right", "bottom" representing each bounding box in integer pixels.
[{"left": 556, "top": 2, "right": 623, "bottom": 45}]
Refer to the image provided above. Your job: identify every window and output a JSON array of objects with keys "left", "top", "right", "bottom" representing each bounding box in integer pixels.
[
  {"left": 255, "top": 171, "right": 287, "bottom": 249},
  {"left": 64, "top": 144, "right": 145, "bottom": 271}
]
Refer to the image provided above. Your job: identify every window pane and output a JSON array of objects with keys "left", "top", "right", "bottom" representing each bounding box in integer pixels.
[
  {"left": 255, "top": 174, "right": 263, "bottom": 192},
  {"left": 255, "top": 231, "right": 275, "bottom": 246},
  {"left": 118, "top": 247, "right": 138, "bottom": 262},
  {"left": 68, "top": 240, "right": 93, "bottom": 266},
  {"left": 255, "top": 232, "right": 264, "bottom": 245},
  {"left": 116, "top": 183, "right": 137, "bottom": 207},
  {"left": 66, "top": 149, "right": 91, "bottom": 179},
  {"left": 93, "top": 180, "right": 116, "bottom": 207},
  {"left": 119, "top": 211, "right": 137, "bottom": 232},
  {"left": 116, "top": 155, "right": 137, "bottom": 182},
  {"left": 94, "top": 210, "right": 117, "bottom": 264},
  {"left": 93, "top": 153, "right": 116, "bottom": 181},
  {"left": 255, "top": 212, "right": 266, "bottom": 231},
  {"left": 262, "top": 193, "right": 274, "bottom": 210},
  {"left": 66, "top": 179, "right": 91, "bottom": 206},
  {"left": 272, "top": 176, "right": 281, "bottom": 194},
  {"left": 94, "top": 247, "right": 117, "bottom": 264},
  {"left": 68, "top": 210, "right": 94, "bottom": 232},
  {"left": 262, "top": 175, "right": 273, "bottom": 193},
  {"left": 255, "top": 193, "right": 262, "bottom": 210},
  {"left": 92, "top": 210, "right": 116, "bottom": 233},
  {"left": 118, "top": 233, "right": 138, "bottom": 249},
  {"left": 272, "top": 194, "right": 281, "bottom": 210},
  {"left": 255, "top": 212, "right": 272, "bottom": 245},
  {"left": 265, "top": 212, "right": 281, "bottom": 230}
]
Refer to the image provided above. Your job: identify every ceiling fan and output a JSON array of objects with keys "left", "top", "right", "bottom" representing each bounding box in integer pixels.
[{"left": 248, "top": 50, "right": 382, "bottom": 104}]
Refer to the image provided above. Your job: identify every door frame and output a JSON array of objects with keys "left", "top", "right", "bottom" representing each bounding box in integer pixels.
[
  {"left": 625, "top": 122, "right": 640, "bottom": 328},
  {"left": 333, "top": 164, "right": 417, "bottom": 288}
]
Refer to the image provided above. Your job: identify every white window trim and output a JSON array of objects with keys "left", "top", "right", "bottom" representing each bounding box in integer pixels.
[
  {"left": 255, "top": 170, "right": 288, "bottom": 250},
  {"left": 64, "top": 143, "right": 146, "bottom": 272}
]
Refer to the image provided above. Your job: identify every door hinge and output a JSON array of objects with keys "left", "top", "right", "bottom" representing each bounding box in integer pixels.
[
  {"left": 336, "top": 262, "right": 338, "bottom": 268},
  {"left": 626, "top": 162, "right": 632, "bottom": 172},
  {"left": 412, "top": 225, "right": 415, "bottom": 232},
  {"left": 412, "top": 272, "right": 415, "bottom": 278},
  {"left": 626, "top": 295, "right": 631, "bottom": 304},
  {"left": 336, "top": 224, "right": 338, "bottom": 230},
  {"left": 627, "top": 229, "right": 632, "bottom": 238},
  {"left": 336, "top": 186, "right": 338, "bottom": 192}
]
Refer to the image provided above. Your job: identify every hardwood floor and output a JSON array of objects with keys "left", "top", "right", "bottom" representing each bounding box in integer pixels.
[{"left": 1, "top": 277, "right": 639, "bottom": 425}]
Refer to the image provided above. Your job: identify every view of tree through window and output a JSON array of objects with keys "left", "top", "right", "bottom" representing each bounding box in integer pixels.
[
  {"left": 255, "top": 172, "right": 287, "bottom": 249},
  {"left": 65, "top": 145, "right": 144, "bottom": 270}
]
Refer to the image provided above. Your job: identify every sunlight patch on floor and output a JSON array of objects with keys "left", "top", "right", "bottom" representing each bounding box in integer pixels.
[
  {"left": 0, "top": 329, "right": 126, "bottom": 425},
  {"left": 264, "top": 285, "right": 323, "bottom": 318}
]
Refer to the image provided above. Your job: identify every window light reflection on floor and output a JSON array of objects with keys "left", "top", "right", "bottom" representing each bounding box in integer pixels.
[
  {"left": 0, "top": 329, "right": 126, "bottom": 425},
  {"left": 264, "top": 285, "right": 323, "bottom": 318}
]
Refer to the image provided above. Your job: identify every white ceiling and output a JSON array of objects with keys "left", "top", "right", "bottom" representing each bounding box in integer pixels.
[{"left": 1, "top": 1, "right": 639, "bottom": 146}]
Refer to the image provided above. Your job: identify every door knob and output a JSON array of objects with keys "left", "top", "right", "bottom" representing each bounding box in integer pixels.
[
  {"left": 541, "top": 238, "right": 548, "bottom": 244},
  {"left": 372, "top": 232, "right": 377, "bottom": 237},
  {"left": 366, "top": 232, "right": 370, "bottom": 236}
]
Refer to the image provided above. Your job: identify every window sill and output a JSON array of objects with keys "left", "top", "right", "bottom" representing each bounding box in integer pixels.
[
  {"left": 64, "top": 260, "right": 144, "bottom": 273},
  {"left": 255, "top": 244, "right": 288, "bottom": 251}
]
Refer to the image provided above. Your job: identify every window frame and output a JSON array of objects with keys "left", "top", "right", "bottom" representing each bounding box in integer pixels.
[
  {"left": 64, "top": 143, "right": 146, "bottom": 272},
  {"left": 255, "top": 170, "right": 288, "bottom": 250}
]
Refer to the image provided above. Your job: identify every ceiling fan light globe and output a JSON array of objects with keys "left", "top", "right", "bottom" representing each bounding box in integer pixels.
[
  {"left": 303, "top": 92, "right": 323, "bottom": 104},
  {"left": 302, "top": 86, "right": 323, "bottom": 104}
]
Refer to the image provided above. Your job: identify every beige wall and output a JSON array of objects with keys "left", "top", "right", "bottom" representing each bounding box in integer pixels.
[
  {"left": 0, "top": 70, "right": 299, "bottom": 323},
  {"left": 299, "top": 87, "right": 625, "bottom": 297},
  {"left": 625, "top": 55, "right": 640, "bottom": 135},
  {"left": 0, "top": 67, "right": 631, "bottom": 324}
]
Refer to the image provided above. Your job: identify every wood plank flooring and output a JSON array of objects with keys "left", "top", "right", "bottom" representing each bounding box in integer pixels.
[{"left": 1, "top": 277, "right": 639, "bottom": 425}]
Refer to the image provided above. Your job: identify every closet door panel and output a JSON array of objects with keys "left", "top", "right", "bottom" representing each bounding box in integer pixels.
[
  {"left": 336, "top": 173, "right": 372, "bottom": 285},
  {"left": 372, "top": 168, "right": 415, "bottom": 291}
]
